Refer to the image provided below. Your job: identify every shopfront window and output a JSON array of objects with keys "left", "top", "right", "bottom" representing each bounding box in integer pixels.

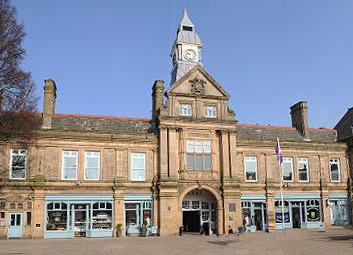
[
  {"left": 92, "top": 202, "right": 112, "bottom": 229},
  {"left": 306, "top": 200, "right": 320, "bottom": 222},
  {"left": 275, "top": 200, "right": 290, "bottom": 223},
  {"left": 125, "top": 201, "right": 152, "bottom": 233},
  {"left": 46, "top": 202, "right": 68, "bottom": 231},
  {"left": 142, "top": 201, "right": 152, "bottom": 228}
]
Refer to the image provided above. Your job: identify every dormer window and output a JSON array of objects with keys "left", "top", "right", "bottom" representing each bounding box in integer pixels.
[
  {"left": 182, "top": 26, "right": 193, "bottom": 31},
  {"left": 205, "top": 106, "right": 217, "bottom": 118},
  {"left": 179, "top": 103, "right": 192, "bottom": 116}
]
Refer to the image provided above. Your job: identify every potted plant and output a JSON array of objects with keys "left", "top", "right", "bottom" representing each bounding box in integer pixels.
[{"left": 116, "top": 223, "right": 123, "bottom": 237}]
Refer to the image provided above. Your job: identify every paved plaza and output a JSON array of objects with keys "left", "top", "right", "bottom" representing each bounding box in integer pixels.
[{"left": 0, "top": 227, "right": 352, "bottom": 255}]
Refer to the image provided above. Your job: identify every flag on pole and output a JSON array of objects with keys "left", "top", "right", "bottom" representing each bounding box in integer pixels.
[{"left": 275, "top": 137, "right": 283, "bottom": 165}]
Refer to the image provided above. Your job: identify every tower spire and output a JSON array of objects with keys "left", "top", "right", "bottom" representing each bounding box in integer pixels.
[
  {"left": 179, "top": 9, "right": 194, "bottom": 29},
  {"left": 170, "top": 10, "right": 202, "bottom": 85}
]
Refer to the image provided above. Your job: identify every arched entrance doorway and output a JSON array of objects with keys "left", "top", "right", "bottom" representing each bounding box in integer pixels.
[{"left": 181, "top": 188, "right": 218, "bottom": 235}]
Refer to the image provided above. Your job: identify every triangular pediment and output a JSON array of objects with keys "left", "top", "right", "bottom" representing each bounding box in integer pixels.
[{"left": 166, "top": 65, "right": 230, "bottom": 99}]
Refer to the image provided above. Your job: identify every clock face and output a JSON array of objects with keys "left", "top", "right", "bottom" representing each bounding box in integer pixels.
[{"left": 184, "top": 49, "right": 197, "bottom": 60}]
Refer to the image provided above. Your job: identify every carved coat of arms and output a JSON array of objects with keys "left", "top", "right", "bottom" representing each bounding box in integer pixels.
[{"left": 190, "top": 77, "right": 206, "bottom": 95}]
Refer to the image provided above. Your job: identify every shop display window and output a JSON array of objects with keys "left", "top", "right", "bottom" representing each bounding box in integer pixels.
[
  {"left": 306, "top": 200, "right": 320, "bottom": 222},
  {"left": 125, "top": 203, "right": 138, "bottom": 228},
  {"left": 275, "top": 200, "right": 290, "bottom": 223},
  {"left": 92, "top": 202, "right": 112, "bottom": 230},
  {"left": 46, "top": 202, "right": 68, "bottom": 231}
]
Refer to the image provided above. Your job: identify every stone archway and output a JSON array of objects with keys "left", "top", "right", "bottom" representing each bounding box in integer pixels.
[{"left": 178, "top": 185, "right": 223, "bottom": 235}]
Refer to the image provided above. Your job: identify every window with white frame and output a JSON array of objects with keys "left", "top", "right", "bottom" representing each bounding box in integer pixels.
[
  {"left": 131, "top": 153, "right": 146, "bottom": 181},
  {"left": 85, "top": 152, "right": 100, "bottom": 180},
  {"left": 205, "top": 106, "right": 217, "bottom": 118},
  {"left": 192, "top": 201, "right": 199, "bottom": 209},
  {"left": 179, "top": 103, "right": 192, "bottom": 116},
  {"left": 202, "top": 202, "right": 209, "bottom": 209},
  {"left": 0, "top": 212, "right": 5, "bottom": 227},
  {"left": 202, "top": 211, "right": 210, "bottom": 221},
  {"left": 283, "top": 157, "right": 294, "bottom": 182},
  {"left": 186, "top": 139, "right": 212, "bottom": 171},
  {"left": 10, "top": 149, "right": 27, "bottom": 179},
  {"left": 62, "top": 151, "right": 78, "bottom": 180},
  {"left": 244, "top": 156, "right": 257, "bottom": 182},
  {"left": 298, "top": 157, "right": 309, "bottom": 182},
  {"left": 329, "top": 158, "right": 340, "bottom": 182}
]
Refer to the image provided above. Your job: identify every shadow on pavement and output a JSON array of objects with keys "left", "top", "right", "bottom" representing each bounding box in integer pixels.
[
  {"left": 207, "top": 239, "right": 240, "bottom": 246},
  {"left": 327, "top": 235, "right": 353, "bottom": 241}
]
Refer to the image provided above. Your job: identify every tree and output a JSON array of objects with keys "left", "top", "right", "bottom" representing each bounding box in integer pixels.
[
  {"left": 0, "top": 0, "right": 40, "bottom": 144},
  {"left": 0, "top": 0, "right": 40, "bottom": 185}
]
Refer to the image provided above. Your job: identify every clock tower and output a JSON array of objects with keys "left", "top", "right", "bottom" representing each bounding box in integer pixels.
[{"left": 170, "top": 9, "right": 203, "bottom": 85}]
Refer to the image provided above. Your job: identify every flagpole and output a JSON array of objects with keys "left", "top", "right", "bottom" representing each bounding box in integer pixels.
[
  {"left": 276, "top": 137, "right": 285, "bottom": 233},
  {"left": 279, "top": 162, "right": 285, "bottom": 233}
]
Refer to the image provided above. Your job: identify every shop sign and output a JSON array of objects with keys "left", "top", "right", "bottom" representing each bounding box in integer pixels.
[{"left": 275, "top": 212, "right": 290, "bottom": 223}]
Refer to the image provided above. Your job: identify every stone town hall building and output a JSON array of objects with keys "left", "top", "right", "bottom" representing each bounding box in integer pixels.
[{"left": 0, "top": 10, "right": 352, "bottom": 239}]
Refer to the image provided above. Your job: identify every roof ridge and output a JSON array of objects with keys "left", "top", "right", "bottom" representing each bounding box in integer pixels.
[
  {"left": 236, "top": 123, "right": 335, "bottom": 132},
  {"left": 53, "top": 113, "right": 150, "bottom": 121}
]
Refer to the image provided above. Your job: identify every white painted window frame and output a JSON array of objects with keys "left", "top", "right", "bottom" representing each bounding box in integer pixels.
[
  {"left": 244, "top": 156, "right": 258, "bottom": 182},
  {"left": 62, "top": 151, "right": 78, "bottom": 180},
  {"left": 205, "top": 105, "right": 217, "bottom": 118},
  {"left": 179, "top": 103, "right": 192, "bottom": 116},
  {"left": 9, "top": 149, "right": 27, "bottom": 180},
  {"left": 131, "top": 152, "right": 146, "bottom": 181},
  {"left": 329, "top": 158, "right": 340, "bottom": 183},
  {"left": 84, "top": 151, "right": 100, "bottom": 181},
  {"left": 186, "top": 139, "right": 212, "bottom": 171},
  {"left": 282, "top": 157, "right": 294, "bottom": 182},
  {"left": 297, "top": 157, "right": 309, "bottom": 182}
]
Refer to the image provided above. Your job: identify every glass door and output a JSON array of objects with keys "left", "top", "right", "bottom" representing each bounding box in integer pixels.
[
  {"left": 125, "top": 203, "right": 140, "bottom": 234},
  {"left": 73, "top": 204, "right": 89, "bottom": 237},
  {"left": 8, "top": 213, "right": 23, "bottom": 238}
]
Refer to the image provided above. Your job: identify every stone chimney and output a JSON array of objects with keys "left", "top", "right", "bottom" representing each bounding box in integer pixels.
[
  {"left": 42, "top": 78, "right": 57, "bottom": 129},
  {"left": 290, "top": 101, "right": 309, "bottom": 139},
  {"left": 152, "top": 80, "right": 164, "bottom": 120}
]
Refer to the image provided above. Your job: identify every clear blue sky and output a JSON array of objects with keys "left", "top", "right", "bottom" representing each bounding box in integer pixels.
[{"left": 12, "top": 0, "right": 353, "bottom": 128}]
